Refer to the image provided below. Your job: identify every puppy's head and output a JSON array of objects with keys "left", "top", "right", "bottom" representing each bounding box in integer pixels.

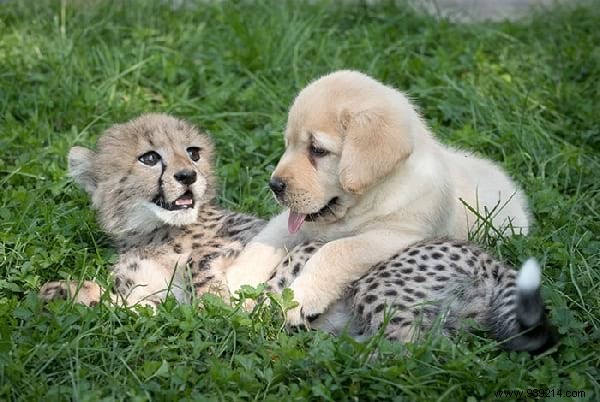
[
  {"left": 271, "top": 71, "right": 417, "bottom": 233},
  {"left": 69, "top": 113, "right": 215, "bottom": 236}
]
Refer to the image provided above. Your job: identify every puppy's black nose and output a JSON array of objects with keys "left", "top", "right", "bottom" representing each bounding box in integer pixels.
[
  {"left": 269, "top": 177, "right": 287, "bottom": 196},
  {"left": 174, "top": 170, "right": 197, "bottom": 185}
]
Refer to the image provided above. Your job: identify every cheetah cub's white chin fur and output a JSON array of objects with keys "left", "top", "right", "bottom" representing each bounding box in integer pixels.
[{"left": 142, "top": 199, "right": 202, "bottom": 228}]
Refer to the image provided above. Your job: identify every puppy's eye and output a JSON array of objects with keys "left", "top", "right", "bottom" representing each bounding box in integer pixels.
[
  {"left": 309, "top": 144, "right": 329, "bottom": 157},
  {"left": 138, "top": 151, "right": 161, "bottom": 166},
  {"left": 187, "top": 147, "right": 201, "bottom": 162}
]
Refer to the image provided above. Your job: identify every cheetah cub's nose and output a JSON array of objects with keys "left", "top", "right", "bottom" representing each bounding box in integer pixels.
[{"left": 174, "top": 170, "right": 197, "bottom": 185}]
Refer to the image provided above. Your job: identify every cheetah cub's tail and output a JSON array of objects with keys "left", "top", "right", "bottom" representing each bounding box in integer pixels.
[{"left": 491, "top": 258, "right": 558, "bottom": 354}]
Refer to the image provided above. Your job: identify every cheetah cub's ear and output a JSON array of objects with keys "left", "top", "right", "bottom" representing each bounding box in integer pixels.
[{"left": 68, "top": 146, "right": 97, "bottom": 195}]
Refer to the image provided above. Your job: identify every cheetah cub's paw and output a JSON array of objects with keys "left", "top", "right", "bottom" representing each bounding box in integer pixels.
[{"left": 39, "top": 280, "right": 103, "bottom": 307}]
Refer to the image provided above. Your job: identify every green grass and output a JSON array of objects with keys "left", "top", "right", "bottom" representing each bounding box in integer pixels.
[{"left": 1, "top": 0, "right": 599, "bottom": 400}]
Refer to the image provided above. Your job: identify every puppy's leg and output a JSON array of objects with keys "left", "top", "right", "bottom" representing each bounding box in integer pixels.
[
  {"left": 226, "top": 212, "right": 301, "bottom": 294},
  {"left": 286, "top": 230, "right": 420, "bottom": 326}
]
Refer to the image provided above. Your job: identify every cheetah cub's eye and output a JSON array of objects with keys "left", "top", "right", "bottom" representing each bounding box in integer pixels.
[
  {"left": 187, "top": 147, "right": 201, "bottom": 162},
  {"left": 138, "top": 151, "right": 161, "bottom": 166}
]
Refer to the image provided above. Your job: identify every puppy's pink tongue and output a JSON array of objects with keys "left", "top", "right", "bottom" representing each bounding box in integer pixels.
[{"left": 288, "top": 211, "right": 306, "bottom": 234}]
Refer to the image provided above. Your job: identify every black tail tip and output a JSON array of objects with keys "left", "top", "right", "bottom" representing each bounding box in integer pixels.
[
  {"left": 505, "top": 312, "right": 559, "bottom": 354},
  {"left": 528, "top": 319, "right": 559, "bottom": 355},
  {"left": 510, "top": 259, "right": 559, "bottom": 354}
]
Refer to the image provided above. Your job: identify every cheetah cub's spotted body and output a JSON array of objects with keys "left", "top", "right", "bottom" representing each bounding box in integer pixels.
[
  {"left": 269, "top": 240, "right": 557, "bottom": 353},
  {"left": 40, "top": 114, "right": 265, "bottom": 307}
]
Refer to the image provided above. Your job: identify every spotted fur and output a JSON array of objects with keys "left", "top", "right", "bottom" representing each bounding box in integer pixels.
[{"left": 268, "top": 239, "right": 557, "bottom": 354}]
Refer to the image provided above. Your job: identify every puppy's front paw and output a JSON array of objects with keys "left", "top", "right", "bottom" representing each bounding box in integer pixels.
[
  {"left": 225, "top": 262, "right": 253, "bottom": 295},
  {"left": 286, "top": 306, "right": 305, "bottom": 327},
  {"left": 39, "top": 280, "right": 103, "bottom": 307},
  {"left": 241, "top": 298, "right": 257, "bottom": 311},
  {"left": 285, "top": 283, "right": 325, "bottom": 327}
]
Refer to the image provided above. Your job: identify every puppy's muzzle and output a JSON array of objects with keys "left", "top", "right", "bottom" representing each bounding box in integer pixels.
[{"left": 269, "top": 177, "right": 287, "bottom": 199}]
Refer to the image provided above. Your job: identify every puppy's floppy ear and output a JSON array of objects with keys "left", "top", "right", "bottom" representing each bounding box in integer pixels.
[
  {"left": 68, "top": 146, "right": 97, "bottom": 195},
  {"left": 337, "top": 108, "right": 413, "bottom": 193}
]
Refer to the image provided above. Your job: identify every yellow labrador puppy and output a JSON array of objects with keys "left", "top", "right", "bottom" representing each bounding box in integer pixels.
[{"left": 227, "top": 70, "right": 530, "bottom": 324}]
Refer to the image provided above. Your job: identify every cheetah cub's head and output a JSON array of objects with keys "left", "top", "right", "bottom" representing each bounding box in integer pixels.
[{"left": 69, "top": 113, "right": 215, "bottom": 235}]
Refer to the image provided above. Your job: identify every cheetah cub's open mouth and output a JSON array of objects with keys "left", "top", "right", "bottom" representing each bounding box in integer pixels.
[{"left": 153, "top": 190, "right": 195, "bottom": 211}]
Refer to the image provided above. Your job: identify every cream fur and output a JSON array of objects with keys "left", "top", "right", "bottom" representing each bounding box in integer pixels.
[{"left": 226, "top": 70, "right": 530, "bottom": 324}]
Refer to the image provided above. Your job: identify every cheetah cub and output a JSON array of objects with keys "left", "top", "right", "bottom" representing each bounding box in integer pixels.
[
  {"left": 268, "top": 240, "right": 558, "bottom": 354},
  {"left": 39, "top": 114, "right": 266, "bottom": 307}
]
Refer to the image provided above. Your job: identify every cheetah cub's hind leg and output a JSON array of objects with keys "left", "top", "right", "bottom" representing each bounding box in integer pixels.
[{"left": 351, "top": 240, "right": 558, "bottom": 353}]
